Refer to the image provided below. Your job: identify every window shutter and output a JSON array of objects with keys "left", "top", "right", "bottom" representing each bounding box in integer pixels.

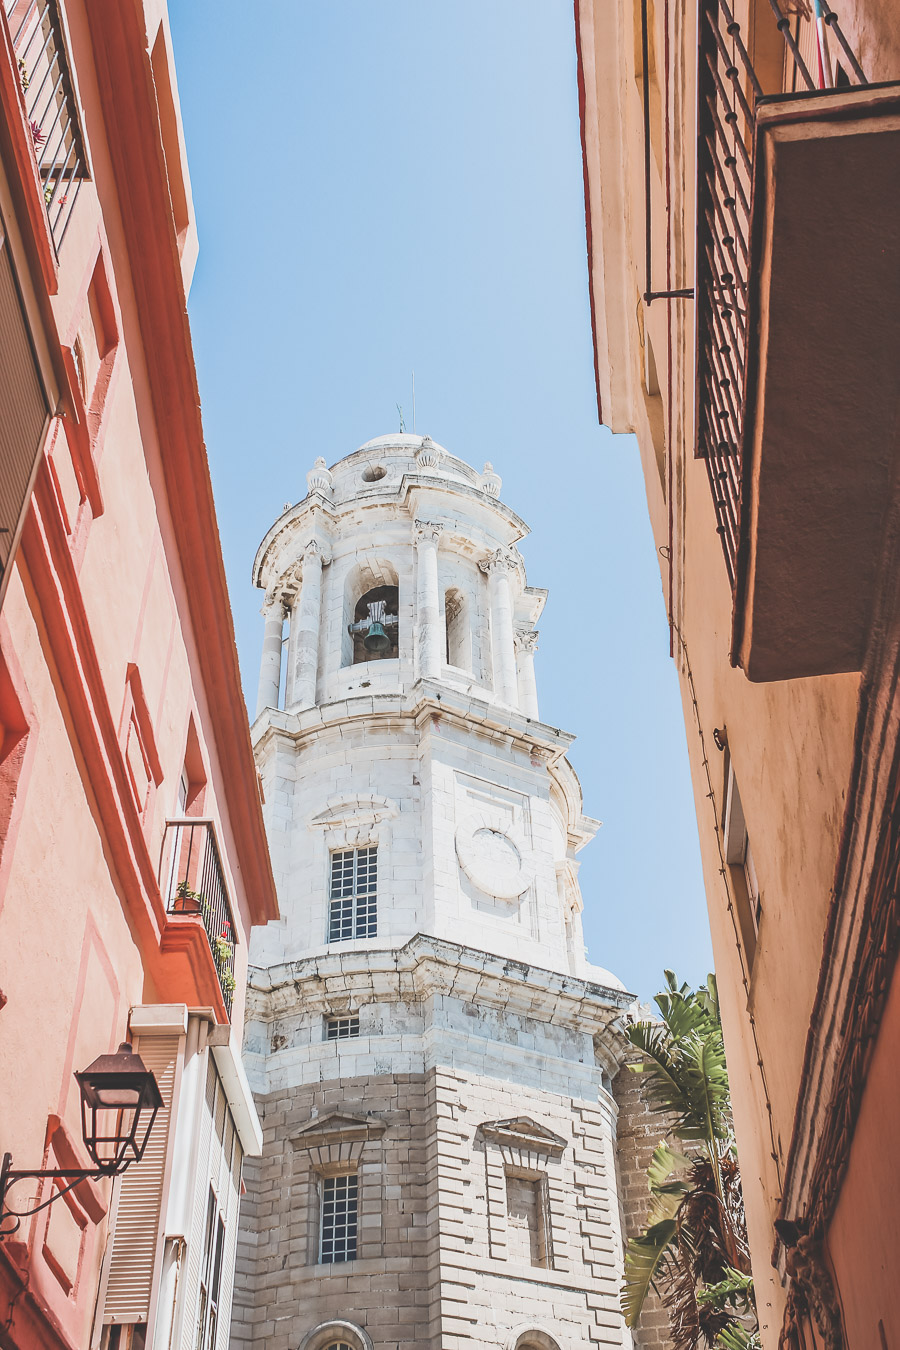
[
  {"left": 0, "top": 228, "right": 51, "bottom": 608},
  {"left": 103, "top": 1034, "right": 180, "bottom": 1322},
  {"left": 214, "top": 1129, "right": 243, "bottom": 1350}
]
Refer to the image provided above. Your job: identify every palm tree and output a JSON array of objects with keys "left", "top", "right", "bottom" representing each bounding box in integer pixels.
[{"left": 620, "top": 972, "right": 758, "bottom": 1350}]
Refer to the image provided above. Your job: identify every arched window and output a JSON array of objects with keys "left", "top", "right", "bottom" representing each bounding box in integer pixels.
[
  {"left": 349, "top": 585, "right": 399, "bottom": 664},
  {"left": 445, "top": 587, "right": 471, "bottom": 671},
  {"left": 512, "top": 1332, "right": 562, "bottom": 1350},
  {"left": 299, "top": 1323, "right": 372, "bottom": 1350}
]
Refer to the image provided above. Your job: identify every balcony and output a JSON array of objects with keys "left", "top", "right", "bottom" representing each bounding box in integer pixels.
[
  {"left": 4, "top": 0, "right": 88, "bottom": 250},
  {"left": 696, "top": 0, "right": 900, "bottom": 682},
  {"left": 162, "top": 819, "right": 237, "bottom": 1017}
]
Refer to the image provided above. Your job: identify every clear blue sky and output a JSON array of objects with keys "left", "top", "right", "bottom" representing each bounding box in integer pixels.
[{"left": 169, "top": 0, "right": 712, "bottom": 1001}]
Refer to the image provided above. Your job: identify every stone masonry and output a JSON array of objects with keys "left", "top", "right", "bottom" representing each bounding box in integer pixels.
[{"left": 232, "top": 434, "right": 671, "bottom": 1350}]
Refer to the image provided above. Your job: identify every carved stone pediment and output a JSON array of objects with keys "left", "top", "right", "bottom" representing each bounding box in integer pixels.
[
  {"left": 291, "top": 1111, "right": 387, "bottom": 1151},
  {"left": 479, "top": 1117, "right": 567, "bottom": 1156}
]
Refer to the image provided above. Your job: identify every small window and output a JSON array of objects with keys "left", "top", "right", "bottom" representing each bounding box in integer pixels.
[
  {"left": 723, "top": 761, "right": 762, "bottom": 967},
  {"left": 196, "top": 1187, "right": 225, "bottom": 1350},
  {"left": 325, "top": 1015, "right": 360, "bottom": 1041},
  {"left": 505, "top": 1171, "right": 551, "bottom": 1268},
  {"left": 320, "top": 1174, "right": 358, "bottom": 1263},
  {"left": 328, "top": 847, "right": 377, "bottom": 942}
]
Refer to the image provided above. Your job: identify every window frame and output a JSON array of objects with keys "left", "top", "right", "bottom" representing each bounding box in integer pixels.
[
  {"left": 723, "top": 759, "right": 762, "bottom": 968},
  {"left": 318, "top": 1172, "right": 358, "bottom": 1265},
  {"left": 327, "top": 846, "right": 377, "bottom": 942},
  {"left": 195, "top": 1184, "right": 225, "bottom": 1350}
]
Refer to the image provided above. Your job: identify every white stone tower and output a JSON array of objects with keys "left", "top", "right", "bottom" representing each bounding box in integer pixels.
[{"left": 232, "top": 434, "right": 641, "bottom": 1350}]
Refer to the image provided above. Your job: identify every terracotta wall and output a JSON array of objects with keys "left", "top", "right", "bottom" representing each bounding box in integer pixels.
[{"left": 0, "top": 2, "right": 276, "bottom": 1347}]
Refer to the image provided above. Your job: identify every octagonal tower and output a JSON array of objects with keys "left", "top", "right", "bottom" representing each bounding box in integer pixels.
[{"left": 233, "top": 434, "right": 641, "bottom": 1350}]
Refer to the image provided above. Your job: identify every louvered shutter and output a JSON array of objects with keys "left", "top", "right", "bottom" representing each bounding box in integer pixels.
[
  {"left": 0, "top": 225, "right": 51, "bottom": 609},
  {"left": 103, "top": 1035, "right": 180, "bottom": 1321}
]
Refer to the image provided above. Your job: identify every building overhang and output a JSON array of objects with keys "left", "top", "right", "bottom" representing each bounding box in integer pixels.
[{"left": 732, "top": 84, "right": 900, "bottom": 681}]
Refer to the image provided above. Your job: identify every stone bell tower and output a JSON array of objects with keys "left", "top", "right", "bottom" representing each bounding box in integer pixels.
[{"left": 232, "top": 434, "right": 642, "bottom": 1350}]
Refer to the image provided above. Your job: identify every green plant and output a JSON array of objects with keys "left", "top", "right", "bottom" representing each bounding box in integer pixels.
[
  {"left": 219, "top": 970, "right": 236, "bottom": 997},
  {"left": 621, "top": 972, "right": 757, "bottom": 1350},
  {"left": 175, "top": 879, "right": 202, "bottom": 906},
  {"left": 214, "top": 935, "right": 233, "bottom": 966}
]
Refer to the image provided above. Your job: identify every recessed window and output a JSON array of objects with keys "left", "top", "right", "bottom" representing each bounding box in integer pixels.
[
  {"left": 723, "top": 761, "right": 762, "bottom": 968},
  {"left": 328, "top": 847, "right": 377, "bottom": 942},
  {"left": 325, "top": 1015, "right": 360, "bottom": 1041},
  {"left": 320, "top": 1174, "right": 358, "bottom": 1263},
  {"left": 506, "top": 1171, "right": 551, "bottom": 1268},
  {"left": 361, "top": 464, "right": 386, "bottom": 482},
  {"left": 197, "top": 1186, "right": 225, "bottom": 1350}
]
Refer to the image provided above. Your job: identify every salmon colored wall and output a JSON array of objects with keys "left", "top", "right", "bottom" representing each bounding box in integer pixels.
[
  {"left": 575, "top": 1, "right": 895, "bottom": 1344},
  {"left": 0, "top": 1, "right": 274, "bottom": 1346}
]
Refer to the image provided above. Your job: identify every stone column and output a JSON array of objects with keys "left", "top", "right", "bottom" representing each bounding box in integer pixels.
[
  {"left": 256, "top": 591, "right": 286, "bottom": 716},
  {"left": 480, "top": 549, "right": 519, "bottom": 706},
  {"left": 515, "top": 626, "right": 540, "bottom": 719},
  {"left": 287, "top": 541, "right": 328, "bottom": 709},
  {"left": 414, "top": 521, "right": 444, "bottom": 682}
]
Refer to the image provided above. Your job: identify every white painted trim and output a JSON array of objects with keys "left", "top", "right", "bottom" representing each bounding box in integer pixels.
[{"left": 210, "top": 1034, "right": 263, "bottom": 1157}]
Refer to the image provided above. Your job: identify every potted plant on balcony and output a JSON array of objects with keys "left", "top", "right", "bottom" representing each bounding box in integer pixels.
[
  {"left": 172, "top": 878, "right": 204, "bottom": 915},
  {"left": 213, "top": 928, "right": 233, "bottom": 967}
]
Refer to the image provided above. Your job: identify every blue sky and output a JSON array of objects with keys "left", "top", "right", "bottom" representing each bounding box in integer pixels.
[{"left": 169, "top": 0, "right": 712, "bottom": 1001}]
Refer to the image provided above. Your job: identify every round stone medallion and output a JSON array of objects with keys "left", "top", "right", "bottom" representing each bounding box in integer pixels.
[{"left": 455, "top": 810, "right": 536, "bottom": 899}]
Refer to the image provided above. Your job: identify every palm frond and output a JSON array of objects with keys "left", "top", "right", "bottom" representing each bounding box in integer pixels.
[{"left": 622, "top": 1217, "right": 679, "bottom": 1328}]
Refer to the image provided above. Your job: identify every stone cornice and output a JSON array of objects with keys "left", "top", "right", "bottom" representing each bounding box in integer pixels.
[{"left": 246, "top": 933, "right": 635, "bottom": 1038}]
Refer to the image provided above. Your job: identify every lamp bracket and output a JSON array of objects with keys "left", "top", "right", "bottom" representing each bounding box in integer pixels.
[{"left": 0, "top": 1151, "right": 119, "bottom": 1239}]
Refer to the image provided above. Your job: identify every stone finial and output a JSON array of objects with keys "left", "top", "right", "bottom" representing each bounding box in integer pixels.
[
  {"left": 415, "top": 436, "right": 443, "bottom": 471},
  {"left": 481, "top": 462, "right": 502, "bottom": 497},
  {"left": 307, "top": 456, "right": 333, "bottom": 496}
]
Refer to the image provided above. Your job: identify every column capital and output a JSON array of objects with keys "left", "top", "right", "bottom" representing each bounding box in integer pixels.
[
  {"left": 413, "top": 520, "right": 444, "bottom": 547},
  {"left": 514, "top": 626, "right": 539, "bottom": 654},
  {"left": 479, "top": 547, "right": 518, "bottom": 576},
  {"left": 302, "top": 538, "right": 331, "bottom": 566},
  {"left": 262, "top": 589, "right": 288, "bottom": 619}
]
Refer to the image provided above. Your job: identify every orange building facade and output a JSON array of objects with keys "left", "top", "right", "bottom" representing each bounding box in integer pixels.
[
  {"left": 576, "top": 2, "right": 900, "bottom": 1347},
  {"left": 0, "top": 3, "right": 277, "bottom": 1350}
]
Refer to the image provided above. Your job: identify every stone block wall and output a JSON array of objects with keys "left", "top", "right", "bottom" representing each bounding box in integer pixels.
[
  {"left": 612, "top": 1054, "right": 677, "bottom": 1349},
  {"left": 233, "top": 1064, "right": 638, "bottom": 1349}
]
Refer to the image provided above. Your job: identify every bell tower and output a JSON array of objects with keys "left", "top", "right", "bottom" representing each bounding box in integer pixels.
[{"left": 233, "top": 434, "right": 640, "bottom": 1350}]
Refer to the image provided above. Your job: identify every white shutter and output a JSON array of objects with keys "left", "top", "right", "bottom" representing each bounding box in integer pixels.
[{"left": 104, "top": 1035, "right": 180, "bottom": 1321}]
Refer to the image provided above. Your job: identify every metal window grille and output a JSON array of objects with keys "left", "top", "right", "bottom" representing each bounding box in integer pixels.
[
  {"left": 325, "top": 1344, "right": 354, "bottom": 1350},
  {"left": 5, "top": 0, "right": 89, "bottom": 249},
  {"left": 319, "top": 1174, "right": 357, "bottom": 1263},
  {"left": 328, "top": 846, "right": 377, "bottom": 941},
  {"left": 324, "top": 1015, "right": 360, "bottom": 1041}
]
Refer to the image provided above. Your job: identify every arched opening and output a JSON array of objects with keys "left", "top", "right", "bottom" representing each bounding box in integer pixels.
[
  {"left": 350, "top": 585, "right": 399, "bottom": 664},
  {"left": 299, "top": 1322, "right": 373, "bottom": 1350},
  {"left": 341, "top": 558, "right": 401, "bottom": 668},
  {"left": 513, "top": 1333, "right": 562, "bottom": 1350},
  {"left": 445, "top": 587, "right": 471, "bottom": 671}
]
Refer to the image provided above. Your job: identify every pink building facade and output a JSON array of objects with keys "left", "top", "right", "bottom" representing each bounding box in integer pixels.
[{"left": 0, "top": 3, "right": 278, "bottom": 1350}]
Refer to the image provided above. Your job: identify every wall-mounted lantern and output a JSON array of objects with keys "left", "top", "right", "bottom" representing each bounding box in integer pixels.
[{"left": 0, "top": 1042, "right": 163, "bottom": 1238}]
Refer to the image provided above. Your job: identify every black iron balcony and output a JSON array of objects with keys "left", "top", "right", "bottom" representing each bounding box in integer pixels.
[
  {"left": 162, "top": 819, "right": 237, "bottom": 1017},
  {"left": 696, "top": 0, "right": 900, "bottom": 680},
  {"left": 4, "top": 0, "right": 88, "bottom": 250}
]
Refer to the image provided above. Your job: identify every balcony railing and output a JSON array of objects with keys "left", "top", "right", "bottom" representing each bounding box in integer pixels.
[
  {"left": 162, "top": 819, "right": 237, "bottom": 1017},
  {"left": 695, "top": 0, "right": 868, "bottom": 585},
  {"left": 4, "top": 0, "right": 88, "bottom": 250}
]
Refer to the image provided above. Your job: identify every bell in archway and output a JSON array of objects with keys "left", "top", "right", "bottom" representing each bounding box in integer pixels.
[{"left": 364, "top": 620, "right": 391, "bottom": 653}]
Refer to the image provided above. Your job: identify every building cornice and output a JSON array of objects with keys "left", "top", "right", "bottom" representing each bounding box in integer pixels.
[{"left": 246, "top": 933, "right": 634, "bottom": 1037}]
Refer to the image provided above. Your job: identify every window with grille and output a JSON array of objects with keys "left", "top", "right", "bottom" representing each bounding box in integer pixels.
[
  {"left": 328, "top": 847, "right": 377, "bottom": 941},
  {"left": 320, "top": 1173, "right": 358, "bottom": 1263},
  {"left": 325, "top": 1014, "right": 360, "bottom": 1041}
]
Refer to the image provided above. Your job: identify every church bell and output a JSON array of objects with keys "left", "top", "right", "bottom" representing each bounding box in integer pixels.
[{"left": 363, "top": 620, "right": 391, "bottom": 653}]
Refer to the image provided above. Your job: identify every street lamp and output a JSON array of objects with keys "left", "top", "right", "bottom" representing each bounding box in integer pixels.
[{"left": 0, "top": 1042, "right": 163, "bottom": 1238}]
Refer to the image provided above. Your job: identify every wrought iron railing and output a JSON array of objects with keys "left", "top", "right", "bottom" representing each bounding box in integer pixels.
[
  {"left": 4, "top": 0, "right": 88, "bottom": 250},
  {"left": 696, "top": 0, "right": 868, "bottom": 584},
  {"left": 162, "top": 819, "right": 237, "bottom": 1017}
]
